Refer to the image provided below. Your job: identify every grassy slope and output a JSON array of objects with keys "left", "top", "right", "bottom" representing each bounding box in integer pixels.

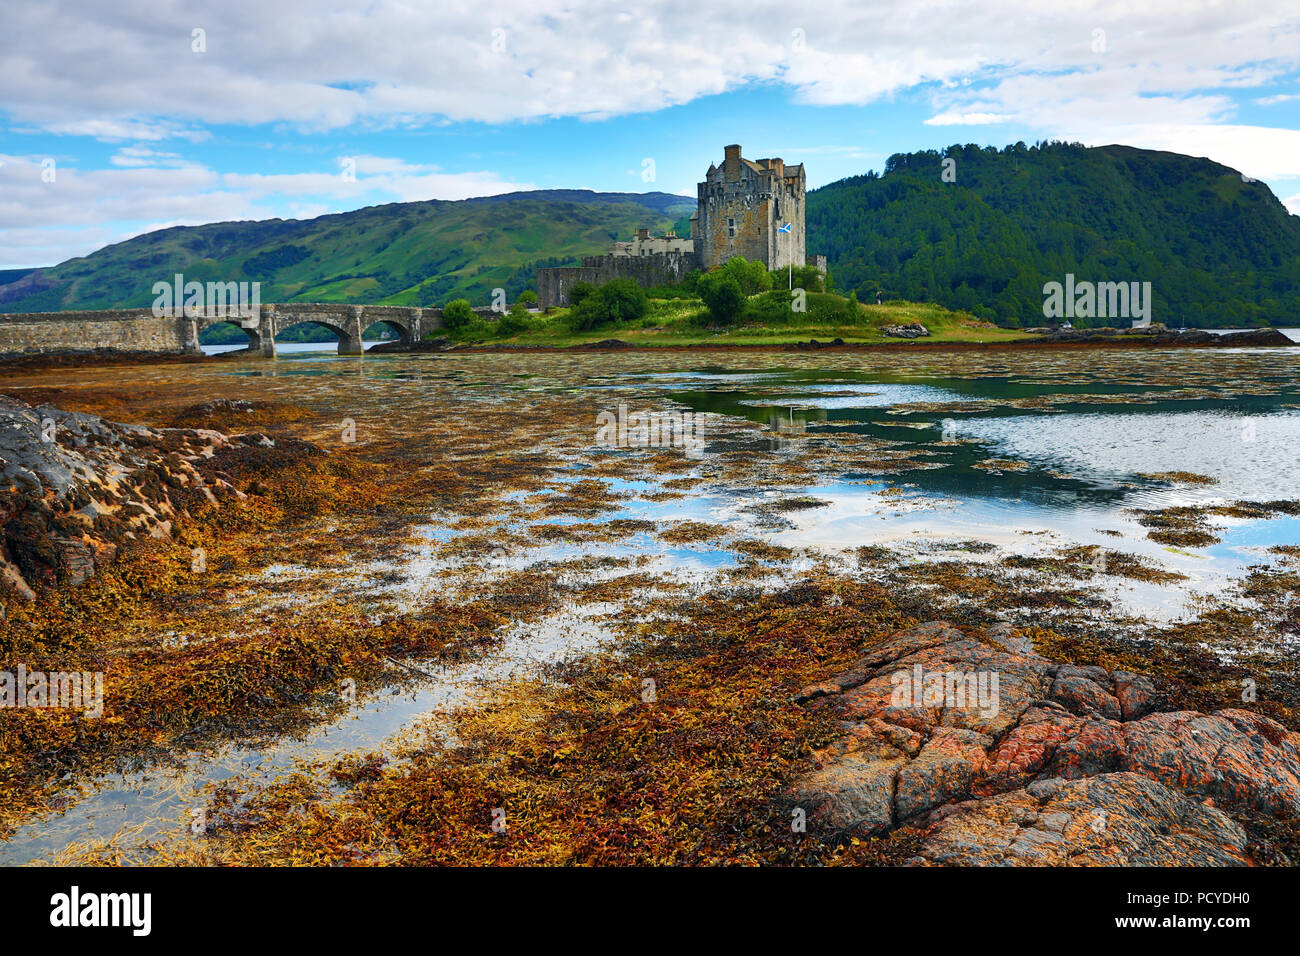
[
  {"left": 1, "top": 191, "right": 695, "bottom": 314},
  {"left": 442, "top": 294, "right": 1028, "bottom": 348}
]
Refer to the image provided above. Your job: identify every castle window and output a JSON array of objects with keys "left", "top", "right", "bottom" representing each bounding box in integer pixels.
[{"left": 727, "top": 218, "right": 735, "bottom": 238}]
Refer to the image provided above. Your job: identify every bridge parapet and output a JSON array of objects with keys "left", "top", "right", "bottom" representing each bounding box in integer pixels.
[{"left": 0, "top": 308, "right": 196, "bottom": 356}]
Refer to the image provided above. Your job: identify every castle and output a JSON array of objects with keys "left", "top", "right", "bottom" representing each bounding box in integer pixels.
[
  {"left": 695, "top": 144, "right": 807, "bottom": 271},
  {"left": 536, "top": 144, "right": 824, "bottom": 308}
]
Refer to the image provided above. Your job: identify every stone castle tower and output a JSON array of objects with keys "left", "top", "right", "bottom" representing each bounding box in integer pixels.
[
  {"left": 534, "top": 144, "right": 819, "bottom": 307},
  {"left": 693, "top": 144, "right": 806, "bottom": 270}
]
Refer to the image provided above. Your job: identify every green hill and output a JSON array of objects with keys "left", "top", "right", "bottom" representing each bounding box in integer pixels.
[
  {"left": 808, "top": 142, "right": 1300, "bottom": 328},
  {"left": 0, "top": 190, "right": 695, "bottom": 314}
]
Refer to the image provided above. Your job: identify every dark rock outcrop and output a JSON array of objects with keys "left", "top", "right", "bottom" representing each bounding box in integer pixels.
[
  {"left": 788, "top": 621, "right": 1300, "bottom": 865},
  {"left": 0, "top": 395, "right": 291, "bottom": 599},
  {"left": 788, "top": 338, "right": 847, "bottom": 350}
]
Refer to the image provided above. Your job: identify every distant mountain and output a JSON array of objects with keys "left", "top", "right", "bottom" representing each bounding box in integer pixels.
[
  {"left": 807, "top": 142, "right": 1300, "bottom": 327},
  {"left": 0, "top": 190, "right": 695, "bottom": 313}
]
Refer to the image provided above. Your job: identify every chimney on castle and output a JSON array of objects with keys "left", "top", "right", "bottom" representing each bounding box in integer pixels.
[{"left": 724, "top": 144, "right": 741, "bottom": 179}]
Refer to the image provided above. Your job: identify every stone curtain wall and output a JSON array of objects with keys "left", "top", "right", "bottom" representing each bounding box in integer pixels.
[
  {"left": 536, "top": 266, "right": 609, "bottom": 309},
  {"left": 536, "top": 251, "right": 701, "bottom": 307}
]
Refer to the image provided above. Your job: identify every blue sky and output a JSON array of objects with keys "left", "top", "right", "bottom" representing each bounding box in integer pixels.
[{"left": 1, "top": 0, "right": 1298, "bottom": 269}]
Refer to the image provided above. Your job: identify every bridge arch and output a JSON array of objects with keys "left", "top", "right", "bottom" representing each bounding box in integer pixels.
[
  {"left": 274, "top": 318, "right": 360, "bottom": 355},
  {"left": 362, "top": 319, "right": 413, "bottom": 349},
  {"left": 195, "top": 316, "right": 272, "bottom": 355}
]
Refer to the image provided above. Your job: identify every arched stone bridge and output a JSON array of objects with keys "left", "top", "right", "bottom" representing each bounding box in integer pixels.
[
  {"left": 197, "top": 304, "right": 433, "bottom": 356},
  {"left": 0, "top": 303, "right": 501, "bottom": 358}
]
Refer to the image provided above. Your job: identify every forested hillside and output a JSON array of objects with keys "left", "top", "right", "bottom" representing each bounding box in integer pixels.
[{"left": 807, "top": 142, "right": 1300, "bottom": 327}]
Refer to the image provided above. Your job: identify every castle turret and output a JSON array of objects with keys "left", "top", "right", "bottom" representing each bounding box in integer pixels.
[{"left": 724, "top": 144, "right": 742, "bottom": 179}]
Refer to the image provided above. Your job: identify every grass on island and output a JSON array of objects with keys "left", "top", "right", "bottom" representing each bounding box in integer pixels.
[{"left": 434, "top": 292, "right": 1035, "bottom": 349}]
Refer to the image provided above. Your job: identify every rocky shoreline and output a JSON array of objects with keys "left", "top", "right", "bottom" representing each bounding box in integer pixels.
[
  {"left": 0, "top": 395, "right": 304, "bottom": 602},
  {"left": 790, "top": 621, "right": 1299, "bottom": 865},
  {"left": 1023, "top": 326, "right": 1295, "bottom": 347}
]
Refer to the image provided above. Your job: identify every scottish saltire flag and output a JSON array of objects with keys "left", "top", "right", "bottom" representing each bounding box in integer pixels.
[{"left": 778, "top": 222, "right": 792, "bottom": 233}]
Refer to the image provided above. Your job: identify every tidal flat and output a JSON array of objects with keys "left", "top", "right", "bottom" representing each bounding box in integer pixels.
[{"left": 1, "top": 343, "right": 1298, "bottom": 865}]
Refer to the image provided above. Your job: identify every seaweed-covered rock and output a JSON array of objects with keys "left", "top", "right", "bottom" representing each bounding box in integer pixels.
[{"left": 0, "top": 394, "right": 301, "bottom": 599}]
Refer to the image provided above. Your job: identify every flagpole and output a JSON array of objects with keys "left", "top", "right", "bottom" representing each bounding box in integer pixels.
[{"left": 779, "top": 220, "right": 792, "bottom": 290}]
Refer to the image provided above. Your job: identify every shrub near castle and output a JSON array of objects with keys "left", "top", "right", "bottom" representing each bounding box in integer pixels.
[
  {"left": 569, "top": 279, "right": 649, "bottom": 332},
  {"left": 697, "top": 274, "right": 746, "bottom": 325}
]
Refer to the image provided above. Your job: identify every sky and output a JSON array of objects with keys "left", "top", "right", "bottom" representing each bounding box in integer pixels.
[{"left": 0, "top": 0, "right": 1298, "bottom": 269}]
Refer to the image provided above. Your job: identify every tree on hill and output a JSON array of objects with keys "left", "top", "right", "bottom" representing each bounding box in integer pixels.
[
  {"left": 568, "top": 282, "right": 596, "bottom": 308},
  {"left": 773, "top": 264, "right": 826, "bottom": 293}
]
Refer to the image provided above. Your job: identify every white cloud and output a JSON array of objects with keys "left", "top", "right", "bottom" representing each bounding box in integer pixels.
[
  {"left": 1, "top": 1, "right": 1295, "bottom": 133},
  {"left": 1077, "top": 124, "right": 1300, "bottom": 180},
  {"left": 109, "top": 146, "right": 194, "bottom": 168},
  {"left": 0, "top": 152, "right": 533, "bottom": 266},
  {"left": 220, "top": 155, "right": 533, "bottom": 203},
  {"left": 1256, "top": 93, "right": 1300, "bottom": 105},
  {"left": 924, "top": 112, "right": 1012, "bottom": 126},
  {"left": 1283, "top": 192, "right": 1300, "bottom": 214}
]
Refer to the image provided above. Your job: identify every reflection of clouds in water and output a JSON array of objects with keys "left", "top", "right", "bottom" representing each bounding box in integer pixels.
[
  {"left": 739, "top": 383, "right": 963, "bottom": 409},
  {"left": 948, "top": 410, "right": 1300, "bottom": 501}
]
